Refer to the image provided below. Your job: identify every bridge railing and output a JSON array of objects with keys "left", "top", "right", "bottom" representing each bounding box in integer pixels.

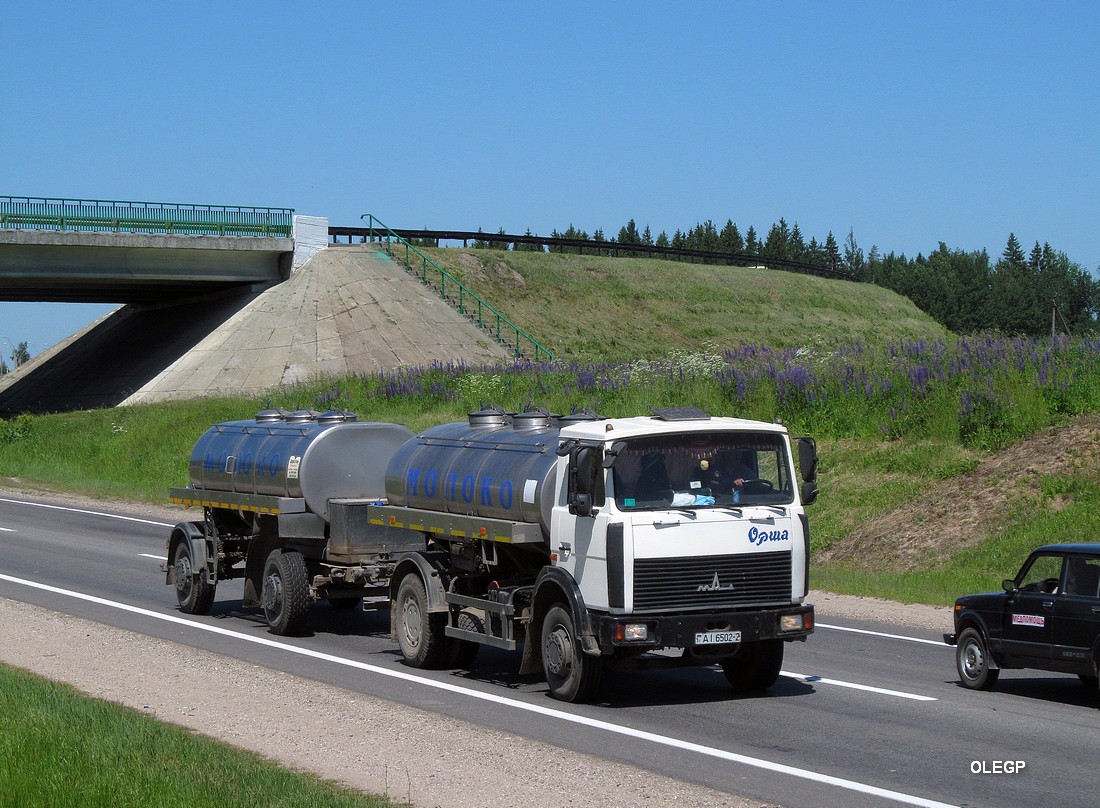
[
  {"left": 361, "top": 214, "right": 554, "bottom": 362},
  {"left": 0, "top": 196, "right": 294, "bottom": 238}
]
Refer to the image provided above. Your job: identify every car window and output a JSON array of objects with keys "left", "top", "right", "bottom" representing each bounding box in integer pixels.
[
  {"left": 1063, "top": 557, "right": 1100, "bottom": 597},
  {"left": 1018, "top": 554, "right": 1064, "bottom": 593}
]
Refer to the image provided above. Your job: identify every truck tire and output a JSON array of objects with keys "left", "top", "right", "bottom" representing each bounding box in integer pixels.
[
  {"left": 541, "top": 604, "right": 602, "bottom": 702},
  {"left": 721, "top": 639, "right": 784, "bottom": 691},
  {"left": 395, "top": 574, "right": 449, "bottom": 668},
  {"left": 262, "top": 550, "right": 310, "bottom": 636},
  {"left": 956, "top": 627, "right": 999, "bottom": 690},
  {"left": 172, "top": 539, "right": 215, "bottom": 615}
]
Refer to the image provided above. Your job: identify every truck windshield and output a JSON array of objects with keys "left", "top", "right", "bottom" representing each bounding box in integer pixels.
[{"left": 611, "top": 432, "right": 792, "bottom": 510}]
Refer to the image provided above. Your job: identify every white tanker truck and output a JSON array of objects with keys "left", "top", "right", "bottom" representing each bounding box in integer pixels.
[{"left": 165, "top": 405, "right": 818, "bottom": 701}]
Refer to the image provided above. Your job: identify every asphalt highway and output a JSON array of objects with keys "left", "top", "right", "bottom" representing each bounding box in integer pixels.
[{"left": 2, "top": 494, "right": 1097, "bottom": 808}]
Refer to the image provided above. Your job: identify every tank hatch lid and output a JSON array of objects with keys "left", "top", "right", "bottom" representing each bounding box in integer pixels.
[
  {"left": 513, "top": 408, "right": 555, "bottom": 430},
  {"left": 468, "top": 405, "right": 510, "bottom": 428},
  {"left": 285, "top": 409, "right": 319, "bottom": 424},
  {"left": 558, "top": 408, "right": 603, "bottom": 424},
  {"left": 317, "top": 409, "right": 357, "bottom": 424},
  {"left": 652, "top": 406, "right": 711, "bottom": 421},
  {"left": 254, "top": 408, "right": 286, "bottom": 423}
]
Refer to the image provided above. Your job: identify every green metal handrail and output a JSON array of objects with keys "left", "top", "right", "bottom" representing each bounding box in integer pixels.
[
  {"left": 361, "top": 214, "right": 554, "bottom": 362},
  {"left": 0, "top": 196, "right": 293, "bottom": 238}
]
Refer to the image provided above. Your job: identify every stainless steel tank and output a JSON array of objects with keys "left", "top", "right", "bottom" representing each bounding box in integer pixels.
[
  {"left": 384, "top": 409, "right": 572, "bottom": 534},
  {"left": 188, "top": 410, "right": 414, "bottom": 520}
]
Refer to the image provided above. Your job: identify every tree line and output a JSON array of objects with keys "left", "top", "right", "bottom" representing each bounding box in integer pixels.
[
  {"left": 0, "top": 340, "right": 30, "bottom": 374},
  {"left": 464, "top": 218, "right": 1097, "bottom": 338}
]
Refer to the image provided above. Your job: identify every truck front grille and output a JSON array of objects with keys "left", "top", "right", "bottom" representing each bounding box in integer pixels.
[{"left": 633, "top": 550, "right": 792, "bottom": 612}]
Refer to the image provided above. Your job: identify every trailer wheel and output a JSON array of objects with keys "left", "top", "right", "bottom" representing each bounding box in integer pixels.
[
  {"left": 173, "top": 539, "right": 215, "bottom": 615},
  {"left": 721, "top": 639, "right": 784, "bottom": 691},
  {"left": 395, "top": 574, "right": 449, "bottom": 668},
  {"left": 956, "top": 627, "right": 999, "bottom": 690},
  {"left": 262, "top": 550, "right": 310, "bottom": 636},
  {"left": 542, "top": 604, "right": 602, "bottom": 702}
]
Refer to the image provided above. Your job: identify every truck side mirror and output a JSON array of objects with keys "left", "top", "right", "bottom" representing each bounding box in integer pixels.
[
  {"left": 797, "top": 437, "right": 817, "bottom": 483},
  {"left": 801, "top": 480, "right": 819, "bottom": 506}
]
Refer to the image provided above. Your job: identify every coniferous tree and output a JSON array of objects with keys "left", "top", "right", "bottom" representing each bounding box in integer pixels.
[
  {"left": 824, "top": 232, "right": 841, "bottom": 271},
  {"left": 744, "top": 226, "right": 759, "bottom": 256},
  {"left": 789, "top": 223, "right": 806, "bottom": 262},
  {"left": 471, "top": 227, "right": 492, "bottom": 249},
  {"left": 719, "top": 219, "right": 744, "bottom": 254},
  {"left": 515, "top": 228, "right": 544, "bottom": 252},
  {"left": 990, "top": 233, "right": 1036, "bottom": 332},
  {"left": 763, "top": 219, "right": 792, "bottom": 261},
  {"left": 843, "top": 229, "right": 865, "bottom": 278}
]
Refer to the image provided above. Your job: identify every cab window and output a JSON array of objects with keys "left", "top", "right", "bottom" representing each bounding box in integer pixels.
[
  {"left": 1063, "top": 557, "right": 1100, "bottom": 597},
  {"left": 610, "top": 432, "right": 792, "bottom": 510},
  {"left": 1018, "top": 554, "right": 1064, "bottom": 594}
]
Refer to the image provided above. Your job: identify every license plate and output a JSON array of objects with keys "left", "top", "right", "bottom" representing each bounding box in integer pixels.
[{"left": 694, "top": 630, "right": 741, "bottom": 645}]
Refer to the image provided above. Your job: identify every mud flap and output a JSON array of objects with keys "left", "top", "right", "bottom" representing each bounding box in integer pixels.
[{"left": 518, "top": 620, "right": 542, "bottom": 675}]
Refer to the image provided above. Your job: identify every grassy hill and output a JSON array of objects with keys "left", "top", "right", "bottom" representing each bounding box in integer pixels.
[
  {"left": 420, "top": 249, "right": 948, "bottom": 360},
  {"left": 4, "top": 246, "right": 1098, "bottom": 607}
]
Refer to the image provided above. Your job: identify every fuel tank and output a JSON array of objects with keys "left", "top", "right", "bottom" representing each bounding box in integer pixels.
[
  {"left": 384, "top": 409, "right": 595, "bottom": 534},
  {"left": 188, "top": 409, "right": 414, "bottom": 521}
]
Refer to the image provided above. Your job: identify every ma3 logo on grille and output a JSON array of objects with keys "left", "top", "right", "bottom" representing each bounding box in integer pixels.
[{"left": 697, "top": 572, "right": 735, "bottom": 592}]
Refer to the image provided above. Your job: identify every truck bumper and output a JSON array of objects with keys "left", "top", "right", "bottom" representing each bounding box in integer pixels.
[{"left": 595, "top": 603, "right": 814, "bottom": 654}]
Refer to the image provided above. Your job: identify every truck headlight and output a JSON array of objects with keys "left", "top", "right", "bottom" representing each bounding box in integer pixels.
[
  {"left": 615, "top": 623, "right": 649, "bottom": 642},
  {"left": 780, "top": 614, "right": 804, "bottom": 632}
]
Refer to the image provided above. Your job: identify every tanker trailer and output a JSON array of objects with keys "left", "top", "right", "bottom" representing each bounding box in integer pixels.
[
  {"left": 164, "top": 408, "right": 422, "bottom": 634},
  {"left": 371, "top": 405, "right": 818, "bottom": 702},
  {"left": 165, "top": 404, "right": 818, "bottom": 703}
]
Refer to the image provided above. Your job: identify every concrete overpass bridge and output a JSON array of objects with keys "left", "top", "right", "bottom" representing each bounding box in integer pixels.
[{"left": 0, "top": 197, "right": 517, "bottom": 415}]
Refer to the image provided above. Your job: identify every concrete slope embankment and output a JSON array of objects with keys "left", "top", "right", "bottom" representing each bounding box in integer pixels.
[{"left": 0, "top": 247, "right": 512, "bottom": 413}]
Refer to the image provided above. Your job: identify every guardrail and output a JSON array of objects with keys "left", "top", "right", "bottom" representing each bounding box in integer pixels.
[
  {"left": 0, "top": 196, "right": 294, "bottom": 238},
  {"left": 360, "top": 214, "right": 554, "bottom": 362},
  {"left": 330, "top": 225, "right": 846, "bottom": 279}
]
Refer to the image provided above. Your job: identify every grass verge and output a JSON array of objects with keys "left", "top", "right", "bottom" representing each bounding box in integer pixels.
[{"left": 0, "top": 663, "right": 398, "bottom": 808}]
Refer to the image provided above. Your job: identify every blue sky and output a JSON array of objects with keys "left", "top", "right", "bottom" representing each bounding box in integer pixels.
[{"left": 2, "top": 1, "right": 1097, "bottom": 357}]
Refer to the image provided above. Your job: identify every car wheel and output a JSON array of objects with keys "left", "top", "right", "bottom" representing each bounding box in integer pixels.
[{"left": 956, "top": 627, "right": 1000, "bottom": 690}]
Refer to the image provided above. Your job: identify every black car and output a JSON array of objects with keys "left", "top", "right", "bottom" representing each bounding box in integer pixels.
[{"left": 944, "top": 543, "right": 1100, "bottom": 691}]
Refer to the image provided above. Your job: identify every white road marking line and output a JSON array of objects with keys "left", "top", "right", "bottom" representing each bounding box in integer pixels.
[
  {"left": 139, "top": 553, "right": 168, "bottom": 561},
  {"left": 0, "top": 527, "right": 15, "bottom": 532},
  {"left": 0, "top": 497, "right": 175, "bottom": 528},
  {"left": 0, "top": 572, "right": 959, "bottom": 808},
  {"left": 781, "top": 670, "right": 937, "bottom": 701},
  {"left": 817, "top": 622, "right": 948, "bottom": 647}
]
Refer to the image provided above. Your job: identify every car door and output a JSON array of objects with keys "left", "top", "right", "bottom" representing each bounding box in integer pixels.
[
  {"left": 1000, "top": 552, "right": 1062, "bottom": 662},
  {"left": 1052, "top": 554, "right": 1100, "bottom": 671}
]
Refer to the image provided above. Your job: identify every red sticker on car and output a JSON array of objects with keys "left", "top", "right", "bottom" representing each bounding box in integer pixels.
[{"left": 1011, "top": 614, "right": 1045, "bottom": 627}]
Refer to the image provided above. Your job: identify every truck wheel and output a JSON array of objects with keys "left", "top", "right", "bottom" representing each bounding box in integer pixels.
[
  {"left": 542, "top": 604, "right": 602, "bottom": 702},
  {"left": 956, "top": 627, "right": 1000, "bottom": 690},
  {"left": 395, "top": 574, "right": 449, "bottom": 668},
  {"left": 172, "top": 539, "right": 215, "bottom": 615},
  {"left": 262, "top": 550, "right": 310, "bottom": 636},
  {"left": 721, "top": 639, "right": 784, "bottom": 691}
]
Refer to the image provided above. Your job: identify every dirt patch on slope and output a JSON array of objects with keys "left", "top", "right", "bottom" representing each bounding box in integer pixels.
[
  {"left": 453, "top": 251, "right": 526, "bottom": 288},
  {"left": 819, "top": 414, "right": 1100, "bottom": 571}
]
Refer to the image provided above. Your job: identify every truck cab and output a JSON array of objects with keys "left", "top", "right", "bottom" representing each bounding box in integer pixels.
[{"left": 536, "top": 407, "right": 816, "bottom": 699}]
